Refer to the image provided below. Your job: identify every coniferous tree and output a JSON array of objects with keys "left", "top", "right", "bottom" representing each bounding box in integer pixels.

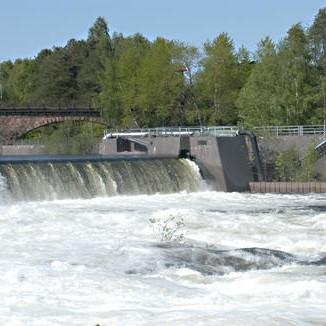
[{"left": 309, "top": 8, "right": 326, "bottom": 69}]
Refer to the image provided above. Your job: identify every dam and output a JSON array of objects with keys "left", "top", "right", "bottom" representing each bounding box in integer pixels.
[
  {"left": 0, "top": 126, "right": 262, "bottom": 196},
  {"left": 100, "top": 126, "right": 262, "bottom": 192}
]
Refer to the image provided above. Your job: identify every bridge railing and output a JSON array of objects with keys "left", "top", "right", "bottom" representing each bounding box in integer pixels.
[{"left": 0, "top": 107, "right": 101, "bottom": 117}]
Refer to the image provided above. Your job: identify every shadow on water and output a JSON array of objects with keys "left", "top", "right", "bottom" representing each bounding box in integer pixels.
[{"left": 126, "top": 243, "right": 326, "bottom": 276}]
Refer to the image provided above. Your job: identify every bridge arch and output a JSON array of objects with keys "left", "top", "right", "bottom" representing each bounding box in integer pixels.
[{"left": 0, "top": 108, "right": 108, "bottom": 142}]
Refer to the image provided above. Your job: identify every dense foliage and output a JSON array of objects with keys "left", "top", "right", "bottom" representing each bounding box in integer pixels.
[
  {"left": 1, "top": 9, "right": 325, "bottom": 129},
  {"left": 274, "top": 144, "right": 319, "bottom": 182}
]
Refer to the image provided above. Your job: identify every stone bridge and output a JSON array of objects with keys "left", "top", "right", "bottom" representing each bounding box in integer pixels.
[{"left": 0, "top": 107, "right": 107, "bottom": 142}]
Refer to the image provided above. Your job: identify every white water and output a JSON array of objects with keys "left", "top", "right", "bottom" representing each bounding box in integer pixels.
[{"left": 0, "top": 190, "right": 326, "bottom": 325}]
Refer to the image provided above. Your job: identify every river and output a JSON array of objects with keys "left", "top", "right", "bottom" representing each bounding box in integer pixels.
[{"left": 0, "top": 159, "right": 325, "bottom": 325}]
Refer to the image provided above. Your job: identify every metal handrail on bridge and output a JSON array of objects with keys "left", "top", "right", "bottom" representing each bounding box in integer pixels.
[{"left": 103, "top": 126, "right": 239, "bottom": 139}]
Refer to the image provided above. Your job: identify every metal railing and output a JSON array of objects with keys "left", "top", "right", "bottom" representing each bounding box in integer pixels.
[
  {"left": 0, "top": 107, "right": 101, "bottom": 117},
  {"left": 104, "top": 125, "right": 326, "bottom": 139},
  {"left": 103, "top": 126, "right": 240, "bottom": 139},
  {"left": 253, "top": 125, "right": 326, "bottom": 137}
]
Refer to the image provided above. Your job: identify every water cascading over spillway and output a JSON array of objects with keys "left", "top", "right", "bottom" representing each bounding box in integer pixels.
[{"left": 0, "top": 159, "right": 203, "bottom": 201}]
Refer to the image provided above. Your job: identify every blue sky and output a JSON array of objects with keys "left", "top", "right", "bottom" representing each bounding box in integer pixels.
[{"left": 0, "top": 0, "right": 325, "bottom": 61}]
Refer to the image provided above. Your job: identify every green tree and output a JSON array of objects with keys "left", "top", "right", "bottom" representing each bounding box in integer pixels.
[
  {"left": 98, "top": 33, "right": 151, "bottom": 126},
  {"left": 236, "top": 46, "right": 254, "bottom": 88},
  {"left": 296, "top": 144, "right": 319, "bottom": 181},
  {"left": 308, "top": 8, "right": 326, "bottom": 69},
  {"left": 274, "top": 147, "right": 300, "bottom": 181},
  {"left": 137, "top": 38, "right": 185, "bottom": 126},
  {"left": 84, "top": 17, "right": 113, "bottom": 107},
  {"left": 31, "top": 47, "right": 81, "bottom": 106},
  {"left": 99, "top": 35, "right": 191, "bottom": 127},
  {"left": 308, "top": 8, "right": 326, "bottom": 124},
  {"left": 31, "top": 18, "right": 113, "bottom": 107},
  {"left": 173, "top": 43, "right": 202, "bottom": 125},
  {"left": 237, "top": 37, "right": 281, "bottom": 126},
  {"left": 39, "top": 121, "right": 103, "bottom": 154},
  {"left": 5, "top": 59, "right": 36, "bottom": 105},
  {"left": 0, "top": 60, "right": 14, "bottom": 105},
  {"left": 277, "top": 24, "right": 313, "bottom": 124},
  {"left": 87, "top": 16, "right": 112, "bottom": 53},
  {"left": 196, "top": 33, "right": 241, "bottom": 124}
]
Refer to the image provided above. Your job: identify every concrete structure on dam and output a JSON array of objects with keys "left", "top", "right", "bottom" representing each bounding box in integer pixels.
[{"left": 100, "top": 127, "right": 261, "bottom": 192}]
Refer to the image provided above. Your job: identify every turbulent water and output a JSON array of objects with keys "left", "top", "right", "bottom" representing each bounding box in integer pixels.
[{"left": 0, "top": 160, "right": 326, "bottom": 325}]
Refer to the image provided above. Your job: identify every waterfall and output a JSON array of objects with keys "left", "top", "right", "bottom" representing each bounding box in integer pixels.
[{"left": 0, "top": 159, "right": 204, "bottom": 201}]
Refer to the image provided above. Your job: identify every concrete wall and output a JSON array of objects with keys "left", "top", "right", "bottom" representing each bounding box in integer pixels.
[
  {"left": 190, "top": 136, "right": 254, "bottom": 192},
  {"left": 147, "top": 137, "right": 180, "bottom": 157},
  {"left": 98, "top": 140, "right": 117, "bottom": 155},
  {"left": 189, "top": 136, "right": 226, "bottom": 191},
  {"left": 0, "top": 145, "right": 45, "bottom": 155},
  {"left": 100, "top": 135, "right": 255, "bottom": 192},
  {"left": 250, "top": 182, "right": 326, "bottom": 193},
  {"left": 98, "top": 137, "right": 181, "bottom": 157},
  {"left": 259, "top": 135, "right": 319, "bottom": 157},
  {"left": 217, "top": 137, "right": 254, "bottom": 192}
]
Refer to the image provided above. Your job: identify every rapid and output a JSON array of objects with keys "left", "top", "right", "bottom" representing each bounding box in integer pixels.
[{"left": 0, "top": 158, "right": 325, "bottom": 325}]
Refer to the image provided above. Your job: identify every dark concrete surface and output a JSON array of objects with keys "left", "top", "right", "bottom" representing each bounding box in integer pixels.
[{"left": 0, "top": 154, "right": 176, "bottom": 165}]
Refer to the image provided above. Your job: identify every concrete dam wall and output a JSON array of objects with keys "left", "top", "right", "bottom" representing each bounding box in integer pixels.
[{"left": 100, "top": 135, "right": 256, "bottom": 192}]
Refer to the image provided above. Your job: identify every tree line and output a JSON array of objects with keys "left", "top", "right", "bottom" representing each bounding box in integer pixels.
[{"left": 0, "top": 8, "right": 325, "bottom": 129}]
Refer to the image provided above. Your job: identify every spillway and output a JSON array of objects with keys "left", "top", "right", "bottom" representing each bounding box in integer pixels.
[{"left": 0, "top": 158, "right": 203, "bottom": 201}]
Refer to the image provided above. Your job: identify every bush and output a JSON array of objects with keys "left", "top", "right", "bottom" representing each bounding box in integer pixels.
[
  {"left": 274, "top": 144, "right": 319, "bottom": 182},
  {"left": 274, "top": 147, "right": 300, "bottom": 181}
]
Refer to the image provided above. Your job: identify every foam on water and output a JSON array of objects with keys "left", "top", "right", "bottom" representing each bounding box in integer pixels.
[
  {"left": 0, "top": 172, "right": 11, "bottom": 203},
  {"left": 0, "top": 191, "right": 326, "bottom": 325}
]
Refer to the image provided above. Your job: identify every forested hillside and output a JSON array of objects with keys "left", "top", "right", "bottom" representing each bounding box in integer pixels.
[{"left": 1, "top": 8, "right": 325, "bottom": 129}]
